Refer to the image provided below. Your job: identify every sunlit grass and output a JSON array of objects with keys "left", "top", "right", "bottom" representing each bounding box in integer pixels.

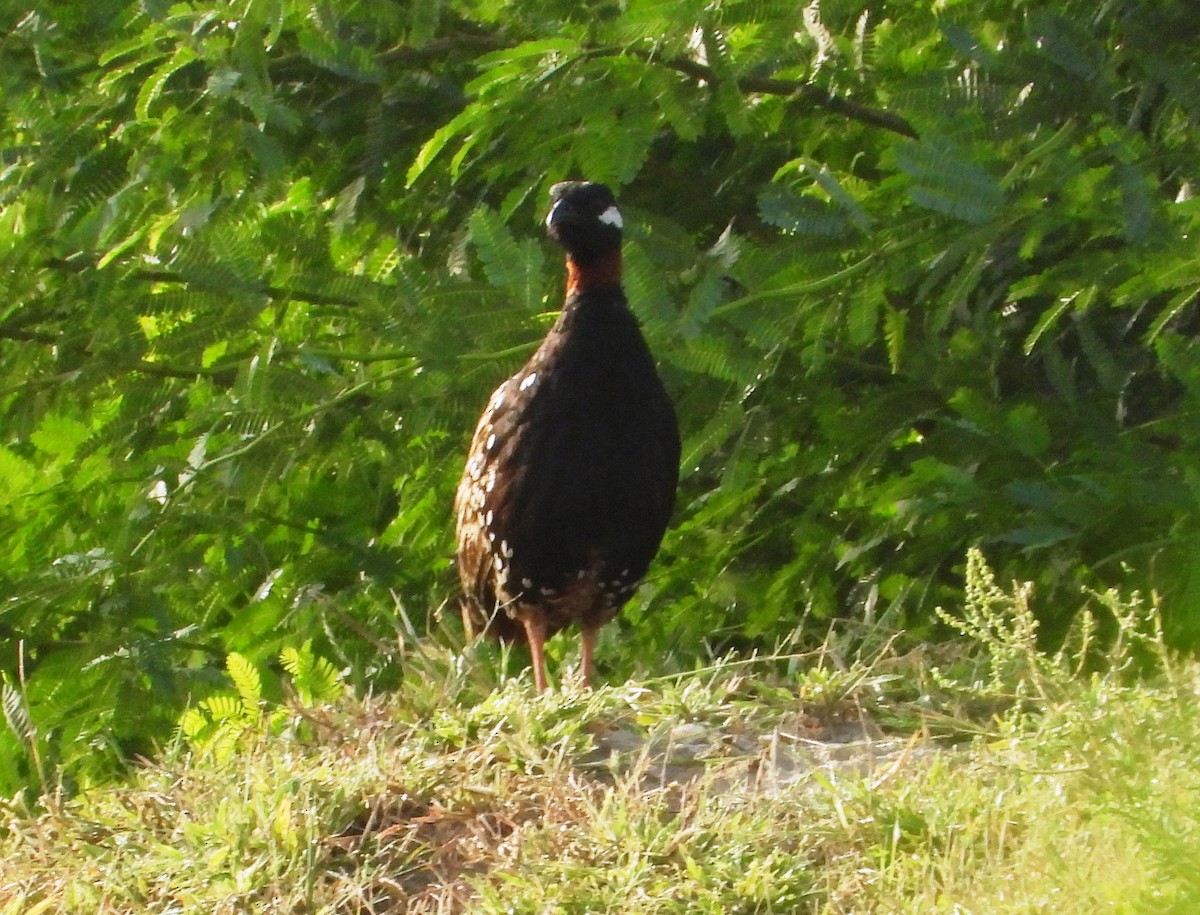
[{"left": 4, "top": 558, "right": 1199, "bottom": 912}]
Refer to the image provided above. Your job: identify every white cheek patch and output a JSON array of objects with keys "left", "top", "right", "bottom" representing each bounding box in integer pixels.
[
  {"left": 545, "top": 200, "right": 561, "bottom": 228},
  {"left": 598, "top": 205, "right": 623, "bottom": 229}
]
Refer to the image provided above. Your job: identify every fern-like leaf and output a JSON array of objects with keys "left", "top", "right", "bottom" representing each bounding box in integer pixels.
[
  {"left": 226, "top": 652, "right": 262, "bottom": 714},
  {"left": 468, "top": 206, "right": 545, "bottom": 311},
  {"left": 136, "top": 46, "right": 199, "bottom": 122},
  {"left": 1, "top": 681, "right": 35, "bottom": 748},
  {"left": 896, "top": 138, "right": 1003, "bottom": 224},
  {"left": 282, "top": 641, "right": 342, "bottom": 706}
]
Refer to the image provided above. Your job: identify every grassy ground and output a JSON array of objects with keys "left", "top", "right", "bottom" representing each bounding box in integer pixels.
[{"left": 4, "top": 558, "right": 1199, "bottom": 913}]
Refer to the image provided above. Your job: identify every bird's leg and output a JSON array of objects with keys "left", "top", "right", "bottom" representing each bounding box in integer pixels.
[
  {"left": 522, "top": 614, "right": 549, "bottom": 693},
  {"left": 579, "top": 623, "right": 599, "bottom": 689}
]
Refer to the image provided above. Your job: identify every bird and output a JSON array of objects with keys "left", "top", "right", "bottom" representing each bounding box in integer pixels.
[{"left": 454, "top": 180, "right": 680, "bottom": 693}]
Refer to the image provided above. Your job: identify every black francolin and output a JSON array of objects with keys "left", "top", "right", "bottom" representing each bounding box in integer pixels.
[{"left": 454, "top": 181, "right": 680, "bottom": 692}]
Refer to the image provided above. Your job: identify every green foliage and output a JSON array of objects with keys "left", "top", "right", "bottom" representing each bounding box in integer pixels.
[
  {"left": 181, "top": 643, "right": 344, "bottom": 757},
  {"left": 2, "top": 0, "right": 1200, "bottom": 793},
  {"left": 180, "top": 652, "right": 268, "bottom": 760},
  {"left": 280, "top": 640, "right": 343, "bottom": 706}
]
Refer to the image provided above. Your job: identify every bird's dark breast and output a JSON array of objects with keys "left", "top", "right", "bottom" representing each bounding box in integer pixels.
[{"left": 455, "top": 292, "right": 679, "bottom": 643}]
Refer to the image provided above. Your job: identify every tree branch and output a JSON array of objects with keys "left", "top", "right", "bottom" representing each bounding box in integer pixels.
[
  {"left": 44, "top": 258, "right": 367, "bottom": 309},
  {"left": 375, "top": 33, "right": 918, "bottom": 138},
  {"left": 627, "top": 48, "right": 919, "bottom": 139},
  {"left": 0, "top": 326, "right": 59, "bottom": 345},
  {"left": 133, "top": 269, "right": 364, "bottom": 309},
  {"left": 133, "top": 359, "right": 239, "bottom": 383},
  {"left": 379, "top": 33, "right": 511, "bottom": 65}
]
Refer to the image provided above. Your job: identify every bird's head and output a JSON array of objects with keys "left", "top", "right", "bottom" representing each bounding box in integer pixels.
[{"left": 545, "top": 181, "right": 623, "bottom": 265}]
